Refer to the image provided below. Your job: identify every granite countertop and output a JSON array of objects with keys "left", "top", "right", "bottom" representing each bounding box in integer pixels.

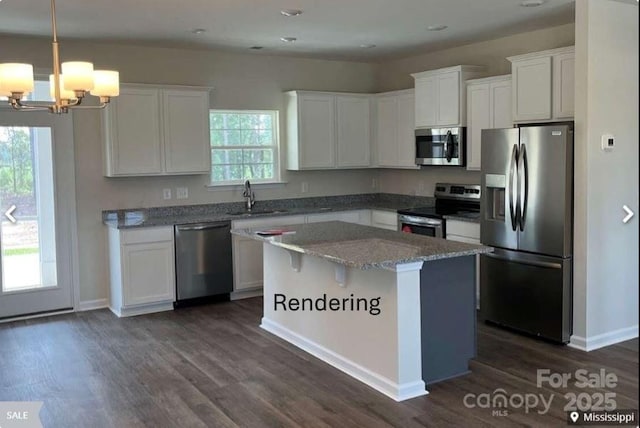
[
  {"left": 103, "top": 193, "right": 435, "bottom": 229},
  {"left": 232, "top": 221, "right": 492, "bottom": 271}
]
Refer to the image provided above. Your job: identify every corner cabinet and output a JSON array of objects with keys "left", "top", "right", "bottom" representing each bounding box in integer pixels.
[
  {"left": 411, "top": 65, "right": 485, "bottom": 128},
  {"left": 285, "top": 91, "right": 372, "bottom": 170},
  {"left": 375, "top": 89, "right": 419, "bottom": 169},
  {"left": 103, "top": 85, "right": 211, "bottom": 176},
  {"left": 107, "top": 226, "right": 176, "bottom": 317},
  {"left": 508, "top": 46, "right": 575, "bottom": 123},
  {"left": 466, "top": 75, "right": 512, "bottom": 171}
]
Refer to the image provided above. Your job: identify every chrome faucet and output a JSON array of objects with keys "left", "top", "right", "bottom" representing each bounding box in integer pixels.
[{"left": 243, "top": 180, "right": 256, "bottom": 211}]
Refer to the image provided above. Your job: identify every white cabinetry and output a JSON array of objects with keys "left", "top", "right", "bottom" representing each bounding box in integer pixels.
[
  {"left": 508, "top": 46, "right": 575, "bottom": 123},
  {"left": 466, "top": 75, "right": 512, "bottom": 171},
  {"left": 232, "top": 215, "right": 306, "bottom": 297},
  {"left": 107, "top": 226, "right": 176, "bottom": 317},
  {"left": 103, "top": 85, "right": 211, "bottom": 176},
  {"left": 411, "top": 66, "right": 485, "bottom": 128},
  {"left": 285, "top": 91, "right": 372, "bottom": 170},
  {"left": 375, "top": 90, "right": 418, "bottom": 169},
  {"left": 370, "top": 210, "right": 398, "bottom": 231}
]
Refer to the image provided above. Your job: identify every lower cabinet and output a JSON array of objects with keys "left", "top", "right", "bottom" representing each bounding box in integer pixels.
[
  {"left": 370, "top": 210, "right": 399, "bottom": 231},
  {"left": 231, "top": 210, "right": 386, "bottom": 299},
  {"left": 445, "top": 220, "right": 481, "bottom": 309},
  {"left": 107, "top": 226, "right": 176, "bottom": 317}
]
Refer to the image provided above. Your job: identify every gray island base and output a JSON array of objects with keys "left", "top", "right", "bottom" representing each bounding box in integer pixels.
[{"left": 232, "top": 221, "right": 492, "bottom": 401}]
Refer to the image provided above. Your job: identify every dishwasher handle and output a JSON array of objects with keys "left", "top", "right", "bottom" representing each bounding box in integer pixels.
[{"left": 176, "top": 222, "right": 230, "bottom": 231}]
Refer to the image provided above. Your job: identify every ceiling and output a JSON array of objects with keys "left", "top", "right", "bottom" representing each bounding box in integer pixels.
[{"left": 0, "top": 0, "right": 575, "bottom": 61}]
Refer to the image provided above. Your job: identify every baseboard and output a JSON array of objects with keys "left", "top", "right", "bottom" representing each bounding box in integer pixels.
[
  {"left": 77, "top": 298, "right": 109, "bottom": 311},
  {"left": 261, "top": 317, "right": 428, "bottom": 402},
  {"left": 109, "top": 302, "right": 174, "bottom": 318},
  {"left": 569, "top": 325, "right": 639, "bottom": 352},
  {"left": 230, "top": 288, "right": 263, "bottom": 301}
]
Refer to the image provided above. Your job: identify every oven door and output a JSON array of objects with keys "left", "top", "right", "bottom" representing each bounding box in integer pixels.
[
  {"left": 415, "top": 127, "right": 465, "bottom": 166},
  {"left": 398, "top": 215, "right": 444, "bottom": 238}
]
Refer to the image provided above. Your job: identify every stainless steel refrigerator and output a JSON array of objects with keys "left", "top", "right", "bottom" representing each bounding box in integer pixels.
[{"left": 479, "top": 124, "right": 573, "bottom": 343}]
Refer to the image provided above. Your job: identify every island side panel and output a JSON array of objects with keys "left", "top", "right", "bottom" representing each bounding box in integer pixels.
[
  {"left": 261, "top": 243, "right": 426, "bottom": 401},
  {"left": 420, "top": 255, "right": 477, "bottom": 385}
]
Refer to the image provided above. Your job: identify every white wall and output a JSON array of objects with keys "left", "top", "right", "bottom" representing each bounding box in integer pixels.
[
  {"left": 0, "top": 36, "right": 380, "bottom": 302},
  {"left": 572, "top": 0, "right": 639, "bottom": 350},
  {"left": 376, "top": 23, "right": 575, "bottom": 196}
]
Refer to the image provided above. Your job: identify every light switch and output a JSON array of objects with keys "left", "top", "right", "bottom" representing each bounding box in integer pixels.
[
  {"left": 301, "top": 182, "right": 309, "bottom": 193},
  {"left": 601, "top": 134, "right": 615, "bottom": 152},
  {"left": 162, "top": 188, "right": 172, "bottom": 200}
]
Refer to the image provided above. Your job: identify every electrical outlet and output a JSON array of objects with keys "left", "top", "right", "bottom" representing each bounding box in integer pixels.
[
  {"left": 176, "top": 187, "right": 189, "bottom": 199},
  {"left": 162, "top": 188, "right": 172, "bottom": 200},
  {"left": 301, "top": 182, "right": 309, "bottom": 193}
]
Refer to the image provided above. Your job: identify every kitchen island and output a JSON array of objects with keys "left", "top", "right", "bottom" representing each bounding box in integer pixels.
[{"left": 232, "top": 221, "right": 492, "bottom": 401}]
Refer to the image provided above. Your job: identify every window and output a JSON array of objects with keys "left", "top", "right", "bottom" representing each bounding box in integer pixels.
[{"left": 209, "top": 110, "right": 280, "bottom": 185}]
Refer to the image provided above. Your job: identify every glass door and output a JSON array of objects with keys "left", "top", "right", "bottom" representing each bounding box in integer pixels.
[{"left": 0, "top": 110, "right": 76, "bottom": 319}]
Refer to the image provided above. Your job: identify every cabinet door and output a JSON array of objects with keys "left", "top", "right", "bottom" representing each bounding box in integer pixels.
[
  {"left": 437, "top": 71, "right": 460, "bottom": 126},
  {"left": 163, "top": 89, "right": 211, "bottom": 174},
  {"left": 298, "top": 94, "right": 336, "bottom": 168},
  {"left": 414, "top": 76, "right": 438, "bottom": 128},
  {"left": 490, "top": 80, "right": 513, "bottom": 129},
  {"left": 122, "top": 241, "right": 175, "bottom": 306},
  {"left": 232, "top": 236, "right": 264, "bottom": 291},
  {"left": 376, "top": 96, "right": 398, "bottom": 167},
  {"left": 371, "top": 210, "right": 398, "bottom": 230},
  {"left": 336, "top": 96, "right": 371, "bottom": 167},
  {"left": 105, "top": 87, "right": 162, "bottom": 175},
  {"left": 466, "top": 84, "right": 490, "bottom": 171},
  {"left": 512, "top": 56, "right": 552, "bottom": 122},
  {"left": 553, "top": 52, "right": 575, "bottom": 119},
  {"left": 396, "top": 92, "right": 417, "bottom": 168}
]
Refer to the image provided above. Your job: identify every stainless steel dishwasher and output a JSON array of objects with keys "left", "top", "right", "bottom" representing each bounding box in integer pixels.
[{"left": 174, "top": 221, "right": 233, "bottom": 306}]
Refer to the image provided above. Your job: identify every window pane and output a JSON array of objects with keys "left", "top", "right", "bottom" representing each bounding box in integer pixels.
[
  {"left": 212, "top": 149, "right": 243, "bottom": 164},
  {"left": 245, "top": 164, "right": 274, "bottom": 180},
  {"left": 212, "top": 165, "right": 243, "bottom": 182},
  {"left": 210, "top": 113, "right": 241, "bottom": 130},
  {"left": 242, "top": 129, "right": 273, "bottom": 146},
  {"left": 243, "top": 149, "right": 273, "bottom": 163},
  {"left": 211, "top": 130, "right": 242, "bottom": 146},
  {"left": 240, "top": 114, "right": 260, "bottom": 129}
]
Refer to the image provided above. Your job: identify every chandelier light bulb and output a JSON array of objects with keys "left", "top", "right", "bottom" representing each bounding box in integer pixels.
[
  {"left": 92, "top": 70, "right": 120, "bottom": 97},
  {"left": 49, "top": 74, "right": 77, "bottom": 101},
  {"left": 0, "top": 63, "right": 35, "bottom": 95},
  {"left": 61, "top": 61, "right": 95, "bottom": 92}
]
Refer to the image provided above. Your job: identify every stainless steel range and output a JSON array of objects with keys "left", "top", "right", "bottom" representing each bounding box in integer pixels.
[{"left": 397, "top": 183, "right": 480, "bottom": 238}]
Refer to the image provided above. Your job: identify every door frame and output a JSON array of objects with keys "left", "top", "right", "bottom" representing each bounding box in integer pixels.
[{"left": 0, "top": 108, "right": 80, "bottom": 319}]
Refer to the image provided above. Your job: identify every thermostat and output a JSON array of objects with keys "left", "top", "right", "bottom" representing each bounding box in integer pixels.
[{"left": 601, "top": 134, "right": 615, "bottom": 152}]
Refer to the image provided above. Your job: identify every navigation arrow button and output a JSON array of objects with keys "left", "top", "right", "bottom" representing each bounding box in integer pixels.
[
  {"left": 4, "top": 205, "right": 17, "bottom": 224},
  {"left": 623, "top": 205, "right": 634, "bottom": 224}
]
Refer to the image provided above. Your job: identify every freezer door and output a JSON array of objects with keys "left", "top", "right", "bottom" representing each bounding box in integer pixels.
[
  {"left": 480, "top": 128, "right": 519, "bottom": 250},
  {"left": 518, "top": 125, "right": 573, "bottom": 257},
  {"left": 479, "top": 249, "right": 572, "bottom": 343}
]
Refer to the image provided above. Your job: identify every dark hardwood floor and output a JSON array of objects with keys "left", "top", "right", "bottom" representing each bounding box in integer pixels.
[{"left": 0, "top": 298, "right": 637, "bottom": 427}]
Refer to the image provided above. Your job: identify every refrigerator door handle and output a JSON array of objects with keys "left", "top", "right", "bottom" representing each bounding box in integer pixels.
[
  {"left": 509, "top": 144, "right": 519, "bottom": 231},
  {"left": 483, "top": 252, "right": 562, "bottom": 269},
  {"left": 518, "top": 143, "right": 529, "bottom": 231}
]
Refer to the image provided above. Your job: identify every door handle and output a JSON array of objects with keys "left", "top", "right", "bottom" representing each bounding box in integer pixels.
[
  {"left": 518, "top": 143, "right": 528, "bottom": 231},
  {"left": 509, "top": 144, "right": 518, "bottom": 231},
  {"left": 445, "top": 130, "right": 454, "bottom": 162},
  {"left": 176, "top": 223, "right": 230, "bottom": 231}
]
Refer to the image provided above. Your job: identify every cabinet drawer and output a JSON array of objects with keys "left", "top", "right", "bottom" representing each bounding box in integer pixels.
[
  {"left": 446, "top": 234, "right": 481, "bottom": 245},
  {"left": 446, "top": 220, "right": 480, "bottom": 240},
  {"left": 121, "top": 226, "right": 174, "bottom": 245}
]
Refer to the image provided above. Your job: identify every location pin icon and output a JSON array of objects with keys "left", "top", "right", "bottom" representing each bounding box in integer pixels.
[{"left": 570, "top": 411, "right": 579, "bottom": 423}]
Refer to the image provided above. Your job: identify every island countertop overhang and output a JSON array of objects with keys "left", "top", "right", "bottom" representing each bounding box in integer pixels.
[{"left": 231, "top": 221, "right": 493, "bottom": 271}]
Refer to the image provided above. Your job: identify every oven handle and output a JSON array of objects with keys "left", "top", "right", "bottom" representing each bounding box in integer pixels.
[{"left": 398, "top": 215, "right": 443, "bottom": 227}]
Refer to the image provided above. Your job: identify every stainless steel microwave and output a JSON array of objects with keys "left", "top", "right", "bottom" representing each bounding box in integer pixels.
[{"left": 415, "top": 127, "right": 466, "bottom": 166}]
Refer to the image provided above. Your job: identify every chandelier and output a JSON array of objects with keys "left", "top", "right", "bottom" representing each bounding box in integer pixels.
[{"left": 0, "top": 0, "right": 119, "bottom": 114}]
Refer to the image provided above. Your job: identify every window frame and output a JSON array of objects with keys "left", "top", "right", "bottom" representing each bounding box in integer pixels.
[{"left": 208, "top": 109, "right": 281, "bottom": 186}]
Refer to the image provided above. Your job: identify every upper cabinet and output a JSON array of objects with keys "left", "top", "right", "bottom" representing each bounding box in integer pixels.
[
  {"left": 508, "top": 46, "right": 575, "bottom": 123},
  {"left": 103, "top": 85, "right": 211, "bottom": 177},
  {"left": 285, "top": 91, "right": 372, "bottom": 170},
  {"left": 466, "top": 75, "right": 512, "bottom": 171},
  {"left": 375, "top": 89, "right": 418, "bottom": 169},
  {"left": 411, "top": 65, "right": 485, "bottom": 128}
]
